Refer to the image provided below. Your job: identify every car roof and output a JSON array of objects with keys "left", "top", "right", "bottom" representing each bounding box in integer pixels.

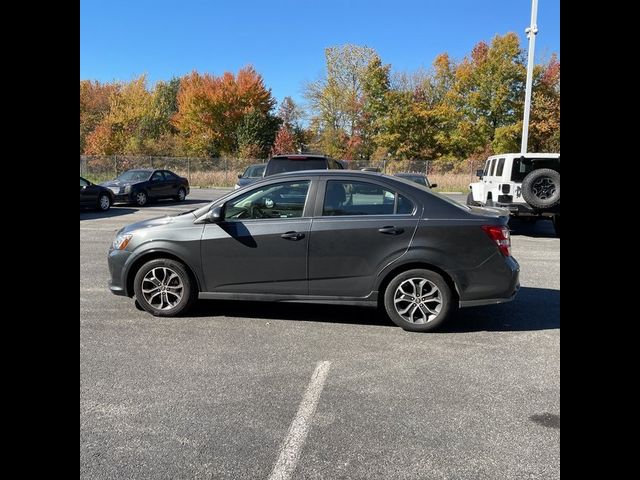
[
  {"left": 267, "top": 169, "right": 380, "bottom": 176},
  {"left": 270, "top": 154, "right": 330, "bottom": 159},
  {"left": 486, "top": 153, "right": 560, "bottom": 160}
]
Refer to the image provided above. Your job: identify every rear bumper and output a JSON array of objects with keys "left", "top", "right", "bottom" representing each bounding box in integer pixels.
[
  {"left": 459, "top": 283, "right": 519, "bottom": 307},
  {"left": 455, "top": 255, "right": 520, "bottom": 308},
  {"left": 495, "top": 202, "right": 559, "bottom": 217}
]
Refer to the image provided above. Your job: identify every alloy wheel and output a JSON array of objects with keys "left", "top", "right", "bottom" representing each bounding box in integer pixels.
[{"left": 393, "top": 277, "right": 442, "bottom": 324}]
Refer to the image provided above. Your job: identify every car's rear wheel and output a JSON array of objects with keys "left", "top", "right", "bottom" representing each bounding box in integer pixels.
[
  {"left": 134, "top": 191, "right": 148, "bottom": 207},
  {"left": 97, "top": 193, "right": 111, "bottom": 211},
  {"left": 175, "top": 187, "right": 186, "bottom": 202},
  {"left": 133, "top": 258, "right": 197, "bottom": 317},
  {"left": 466, "top": 192, "right": 478, "bottom": 206},
  {"left": 383, "top": 269, "right": 453, "bottom": 332}
]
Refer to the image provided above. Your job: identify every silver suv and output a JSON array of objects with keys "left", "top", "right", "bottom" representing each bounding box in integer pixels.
[{"left": 468, "top": 153, "right": 560, "bottom": 236}]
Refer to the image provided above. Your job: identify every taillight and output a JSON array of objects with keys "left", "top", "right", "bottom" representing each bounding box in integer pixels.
[{"left": 481, "top": 225, "right": 511, "bottom": 257}]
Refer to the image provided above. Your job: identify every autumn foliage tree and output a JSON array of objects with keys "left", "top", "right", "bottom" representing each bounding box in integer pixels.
[
  {"left": 172, "top": 66, "right": 276, "bottom": 157},
  {"left": 79, "top": 35, "right": 559, "bottom": 169}
]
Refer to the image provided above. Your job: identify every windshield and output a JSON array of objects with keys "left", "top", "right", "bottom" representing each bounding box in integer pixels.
[
  {"left": 265, "top": 158, "right": 327, "bottom": 176},
  {"left": 117, "top": 170, "right": 152, "bottom": 182}
]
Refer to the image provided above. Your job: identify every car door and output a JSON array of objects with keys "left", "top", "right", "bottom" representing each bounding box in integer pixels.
[
  {"left": 308, "top": 178, "right": 421, "bottom": 297},
  {"left": 80, "top": 177, "right": 97, "bottom": 206},
  {"left": 147, "top": 171, "right": 167, "bottom": 198},
  {"left": 162, "top": 170, "right": 181, "bottom": 196},
  {"left": 200, "top": 179, "right": 315, "bottom": 294}
]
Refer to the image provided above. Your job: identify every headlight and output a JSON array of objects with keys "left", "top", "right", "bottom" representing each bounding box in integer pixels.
[
  {"left": 124, "top": 184, "right": 132, "bottom": 194},
  {"left": 112, "top": 233, "right": 133, "bottom": 250}
]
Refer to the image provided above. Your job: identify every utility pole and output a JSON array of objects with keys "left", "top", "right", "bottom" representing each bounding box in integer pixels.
[{"left": 520, "top": 0, "right": 539, "bottom": 154}]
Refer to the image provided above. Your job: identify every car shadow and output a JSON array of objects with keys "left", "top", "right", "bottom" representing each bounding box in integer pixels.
[
  {"left": 148, "top": 198, "right": 209, "bottom": 207},
  {"left": 187, "top": 286, "right": 559, "bottom": 333},
  {"left": 440, "top": 286, "right": 559, "bottom": 332},
  {"left": 508, "top": 217, "right": 557, "bottom": 238},
  {"left": 80, "top": 207, "right": 138, "bottom": 220}
]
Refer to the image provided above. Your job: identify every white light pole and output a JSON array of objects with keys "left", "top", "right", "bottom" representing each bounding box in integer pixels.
[{"left": 520, "top": 0, "right": 539, "bottom": 154}]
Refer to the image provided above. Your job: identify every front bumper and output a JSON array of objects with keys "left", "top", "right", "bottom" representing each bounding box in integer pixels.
[
  {"left": 112, "top": 192, "right": 135, "bottom": 204},
  {"left": 108, "top": 248, "right": 133, "bottom": 296}
]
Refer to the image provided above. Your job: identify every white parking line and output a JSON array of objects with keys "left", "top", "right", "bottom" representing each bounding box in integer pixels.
[{"left": 268, "top": 361, "right": 332, "bottom": 480}]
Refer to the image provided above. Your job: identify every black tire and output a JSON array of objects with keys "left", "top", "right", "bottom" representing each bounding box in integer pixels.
[
  {"left": 485, "top": 197, "right": 494, "bottom": 207},
  {"left": 97, "top": 193, "right": 111, "bottom": 211},
  {"left": 134, "top": 190, "right": 148, "bottom": 207},
  {"left": 521, "top": 168, "right": 560, "bottom": 209},
  {"left": 133, "top": 258, "right": 197, "bottom": 317},
  {"left": 175, "top": 187, "right": 187, "bottom": 202},
  {"left": 383, "top": 268, "right": 454, "bottom": 332},
  {"left": 552, "top": 214, "right": 560, "bottom": 238},
  {"left": 466, "top": 192, "right": 478, "bottom": 206}
]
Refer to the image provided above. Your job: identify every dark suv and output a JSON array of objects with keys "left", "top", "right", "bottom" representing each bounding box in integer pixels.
[{"left": 264, "top": 154, "right": 344, "bottom": 177}]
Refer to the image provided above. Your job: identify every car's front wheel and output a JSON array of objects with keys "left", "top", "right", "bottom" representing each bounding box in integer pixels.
[
  {"left": 383, "top": 269, "right": 453, "bottom": 332},
  {"left": 133, "top": 258, "right": 197, "bottom": 317},
  {"left": 134, "top": 191, "right": 148, "bottom": 207},
  {"left": 97, "top": 193, "right": 111, "bottom": 211},
  {"left": 175, "top": 187, "right": 186, "bottom": 202}
]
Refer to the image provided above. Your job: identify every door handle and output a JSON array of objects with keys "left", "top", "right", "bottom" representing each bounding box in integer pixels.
[
  {"left": 281, "top": 231, "right": 305, "bottom": 241},
  {"left": 378, "top": 226, "right": 404, "bottom": 235}
]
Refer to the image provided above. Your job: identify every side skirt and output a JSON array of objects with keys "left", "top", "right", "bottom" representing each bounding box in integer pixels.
[{"left": 198, "top": 291, "right": 379, "bottom": 308}]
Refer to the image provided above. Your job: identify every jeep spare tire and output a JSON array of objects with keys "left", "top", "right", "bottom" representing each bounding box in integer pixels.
[{"left": 521, "top": 168, "right": 560, "bottom": 209}]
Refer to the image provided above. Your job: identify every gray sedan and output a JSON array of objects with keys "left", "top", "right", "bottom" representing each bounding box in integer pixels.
[{"left": 108, "top": 170, "right": 519, "bottom": 332}]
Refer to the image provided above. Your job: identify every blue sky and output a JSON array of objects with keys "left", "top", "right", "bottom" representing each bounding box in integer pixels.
[{"left": 80, "top": 0, "right": 560, "bottom": 106}]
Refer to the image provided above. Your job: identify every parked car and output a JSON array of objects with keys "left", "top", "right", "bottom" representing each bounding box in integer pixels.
[
  {"left": 100, "top": 169, "right": 190, "bottom": 207},
  {"left": 467, "top": 153, "right": 560, "bottom": 236},
  {"left": 235, "top": 163, "right": 266, "bottom": 189},
  {"left": 394, "top": 172, "right": 437, "bottom": 189},
  {"left": 263, "top": 154, "right": 343, "bottom": 177},
  {"left": 108, "top": 171, "right": 519, "bottom": 332},
  {"left": 80, "top": 176, "right": 113, "bottom": 211}
]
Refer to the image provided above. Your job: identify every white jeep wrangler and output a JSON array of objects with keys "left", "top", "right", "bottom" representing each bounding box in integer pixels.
[{"left": 468, "top": 153, "right": 560, "bottom": 236}]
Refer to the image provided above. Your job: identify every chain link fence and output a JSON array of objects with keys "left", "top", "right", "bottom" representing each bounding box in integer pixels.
[{"left": 80, "top": 155, "right": 473, "bottom": 191}]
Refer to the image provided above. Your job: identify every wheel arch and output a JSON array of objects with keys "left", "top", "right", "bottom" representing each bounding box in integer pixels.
[
  {"left": 125, "top": 250, "right": 201, "bottom": 297},
  {"left": 376, "top": 261, "right": 459, "bottom": 307}
]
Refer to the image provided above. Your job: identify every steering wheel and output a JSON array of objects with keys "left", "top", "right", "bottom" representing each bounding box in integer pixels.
[{"left": 249, "top": 205, "right": 269, "bottom": 218}]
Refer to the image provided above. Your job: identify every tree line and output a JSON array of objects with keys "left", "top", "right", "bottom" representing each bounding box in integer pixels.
[{"left": 80, "top": 33, "right": 559, "bottom": 172}]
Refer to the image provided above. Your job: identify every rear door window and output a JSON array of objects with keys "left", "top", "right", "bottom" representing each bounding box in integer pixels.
[
  {"left": 322, "top": 181, "right": 414, "bottom": 216},
  {"left": 495, "top": 158, "right": 505, "bottom": 176}
]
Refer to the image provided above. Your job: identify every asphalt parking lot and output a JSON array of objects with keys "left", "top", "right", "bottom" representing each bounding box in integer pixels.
[{"left": 80, "top": 188, "right": 559, "bottom": 479}]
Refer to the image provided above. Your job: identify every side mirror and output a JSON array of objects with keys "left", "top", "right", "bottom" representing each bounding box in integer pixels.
[
  {"left": 195, "top": 206, "right": 223, "bottom": 224},
  {"left": 237, "top": 173, "right": 242, "bottom": 179},
  {"left": 430, "top": 183, "right": 438, "bottom": 188},
  {"left": 476, "top": 169, "right": 484, "bottom": 177}
]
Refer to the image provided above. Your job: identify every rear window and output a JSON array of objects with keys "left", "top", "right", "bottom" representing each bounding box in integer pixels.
[
  {"left": 511, "top": 158, "right": 560, "bottom": 182},
  {"left": 265, "top": 158, "right": 328, "bottom": 176}
]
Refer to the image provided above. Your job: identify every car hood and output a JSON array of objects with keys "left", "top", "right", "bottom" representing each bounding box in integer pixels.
[
  {"left": 119, "top": 210, "right": 196, "bottom": 234},
  {"left": 100, "top": 179, "right": 144, "bottom": 188}
]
